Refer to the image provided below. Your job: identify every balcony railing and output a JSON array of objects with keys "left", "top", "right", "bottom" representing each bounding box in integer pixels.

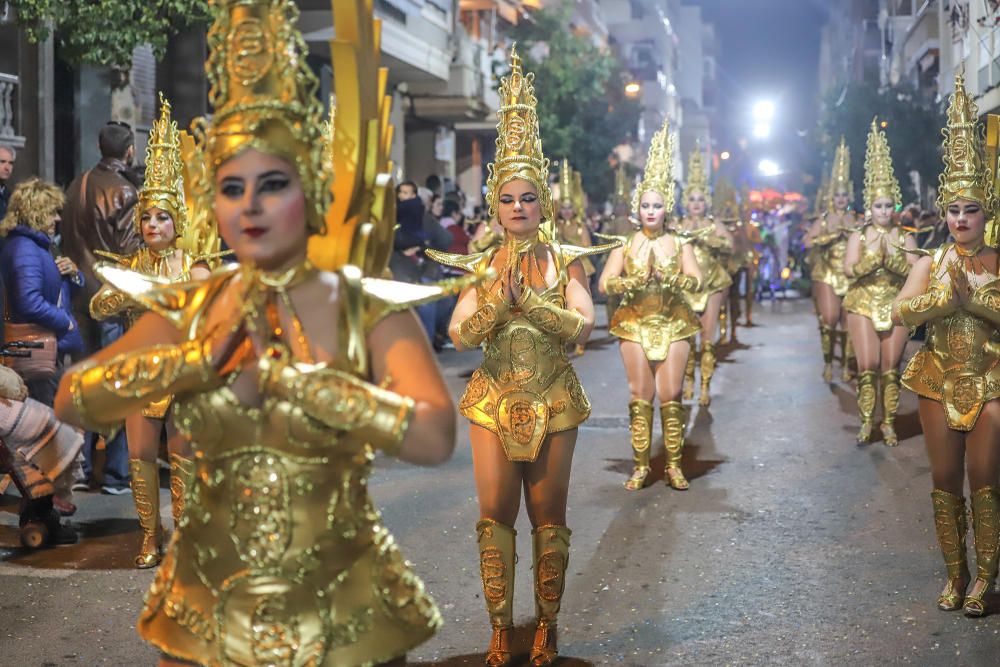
[{"left": 0, "top": 73, "right": 25, "bottom": 148}]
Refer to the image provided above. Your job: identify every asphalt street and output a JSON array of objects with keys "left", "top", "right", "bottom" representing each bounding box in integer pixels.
[{"left": 2, "top": 298, "right": 1000, "bottom": 665}]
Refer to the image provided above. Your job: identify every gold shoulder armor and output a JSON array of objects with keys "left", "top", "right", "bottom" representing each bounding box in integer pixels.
[
  {"left": 93, "top": 250, "right": 133, "bottom": 266},
  {"left": 593, "top": 231, "right": 629, "bottom": 247},
  {"left": 558, "top": 239, "right": 621, "bottom": 266},
  {"left": 425, "top": 248, "right": 492, "bottom": 274}
]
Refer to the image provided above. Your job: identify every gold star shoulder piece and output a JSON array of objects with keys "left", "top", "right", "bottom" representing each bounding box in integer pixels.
[
  {"left": 94, "top": 250, "right": 133, "bottom": 266},
  {"left": 558, "top": 239, "right": 621, "bottom": 266},
  {"left": 425, "top": 249, "right": 493, "bottom": 274}
]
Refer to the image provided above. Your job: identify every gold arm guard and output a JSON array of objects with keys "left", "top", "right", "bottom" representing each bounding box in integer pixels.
[
  {"left": 265, "top": 363, "right": 414, "bottom": 456},
  {"left": 884, "top": 249, "right": 912, "bottom": 277},
  {"left": 457, "top": 289, "right": 514, "bottom": 349},
  {"left": 966, "top": 283, "right": 1000, "bottom": 327},
  {"left": 89, "top": 286, "right": 132, "bottom": 321},
  {"left": 896, "top": 289, "right": 955, "bottom": 328},
  {"left": 668, "top": 272, "right": 701, "bottom": 293},
  {"left": 521, "top": 288, "right": 585, "bottom": 342},
  {"left": 68, "top": 339, "right": 221, "bottom": 433},
  {"left": 848, "top": 252, "right": 881, "bottom": 279},
  {"left": 605, "top": 275, "right": 639, "bottom": 296}
]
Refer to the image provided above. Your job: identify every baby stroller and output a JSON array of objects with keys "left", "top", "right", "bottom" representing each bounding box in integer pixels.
[{"left": 0, "top": 341, "right": 81, "bottom": 548}]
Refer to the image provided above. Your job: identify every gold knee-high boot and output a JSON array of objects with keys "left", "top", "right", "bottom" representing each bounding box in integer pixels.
[
  {"left": 819, "top": 324, "right": 835, "bottom": 382},
  {"left": 699, "top": 342, "right": 717, "bottom": 407},
  {"left": 855, "top": 371, "right": 877, "bottom": 444},
  {"left": 964, "top": 487, "right": 999, "bottom": 617},
  {"left": 880, "top": 370, "right": 901, "bottom": 446},
  {"left": 625, "top": 399, "right": 653, "bottom": 491},
  {"left": 477, "top": 519, "right": 516, "bottom": 666},
  {"left": 168, "top": 453, "right": 194, "bottom": 527},
  {"left": 718, "top": 304, "right": 729, "bottom": 345},
  {"left": 661, "top": 401, "right": 689, "bottom": 490},
  {"left": 840, "top": 331, "right": 854, "bottom": 382},
  {"left": 931, "top": 490, "right": 969, "bottom": 611},
  {"left": 129, "top": 459, "right": 163, "bottom": 569},
  {"left": 531, "top": 525, "right": 571, "bottom": 667},
  {"left": 683, "top": 345, "right": 697, "bottom": 401}
]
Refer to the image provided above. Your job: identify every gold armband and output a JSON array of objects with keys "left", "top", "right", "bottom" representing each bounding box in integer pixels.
[
  {"left": 605, "top": 275, "right": 639, "bottom": 296},
  {"left": 668, "top": 273, "right": 701, "bottom": 293},
  {"left": 457, "top": 288, "right": 514, "bottom": 348},
  {"left": 69, "top": 339, "right": 221, "bottom": 432},
  {"left": 521, "top": 288, "right": 585, "bottom": 341},
  {"left": 967, "top": 284, "right": 1000, "bottom": 328},
  {"left": 896, "top": 289, "right": 954, "bottom": 328},
  {"left": 89, "top": 286, "right": 131, "bottom": 321},
  {"left": 266, "top": 363, "right": 414, "bottom": 456}
]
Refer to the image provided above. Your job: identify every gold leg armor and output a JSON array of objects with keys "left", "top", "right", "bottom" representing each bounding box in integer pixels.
[
  {"left": 477, "top": 519, "right": 516, "bottom": 667},
  {"left": 718, "top": 304, "right": 729, "bottom": 346},
  {"left": 931, "top": 490, "right": 969, "bottom": 611},
  {"left": 855, "top": 371, "right": 877, "bottom": 444},
  {"left": 745, "top": 276, "right": 754, "bottom": 325},
  {"left": 964, "top": 486, "right": 1000, "bottom": 617},
  {"left": 531, "top": 525, "right": 571, "bottom": 667},
  {"left": 625, "top": 399, "right": 653, "bottom": 491},
  {"left": 880, "top": 370, "right": 901, "bottom": 446},
  {"left": 819, "top": 324, "right": 834, "bottom": 382},
  {"left": 840, "top": 331, "right": 854, "bottom": 382},
  {"left": 129, "top": 459, "right": 163, "bottom": 569},
  {"left": 683, "top": 346, "right": 697, "bottom": 401},
  {"left": 699, "top": 342, "right": 717, "bottom": 407},
  {"left": 168, "top": 453, "right": 194, "bottom": 527},
  {"left": 661, "top": 401, "right": 689, "bottom": 490}
]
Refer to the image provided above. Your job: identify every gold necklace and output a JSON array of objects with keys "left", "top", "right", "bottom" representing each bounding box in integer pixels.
[
  {"left": 955, "top": 241, "right": 984, "bottom": 257},
  {"left": 242, "top": 260, "right": 317, "bottom": 364}
]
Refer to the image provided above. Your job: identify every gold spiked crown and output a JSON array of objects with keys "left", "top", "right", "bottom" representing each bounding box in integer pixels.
[
  {"left": 138, "top": 93, "right": 187, "bottom": 237},
  {"left": 715, "top": 176, "right": 740, "bottom": 222},
  {"left": 486, "top": 45, "right": 553, "bottom": 222},
  {"left": 573, "top": 169, "right": 585, "bottom": 215},
  {"left": 863, "top": 117, "right": 901, "bottom": 212},
  {"left": 631, "top": 118, "right": 674, "bottom": 214},
  {"left": 683, "top": 141, "right": 711, "bottom": 209},
  {"left": 614, "top": 163, "right": 629, "bottom": 207},
  {"left": 827, "top": 136, "right": 853, "bottom": 210},
  {"left": 558, "top": 158, "right": 576, "bottom": 210},
  {"left": 937, "top": 71, "right": 996, "bottom": 213},
  {"left": 194, "top": 0, "right": 331, "bottom": 234}
]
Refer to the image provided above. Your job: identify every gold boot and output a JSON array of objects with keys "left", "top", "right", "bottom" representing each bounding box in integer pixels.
[
  {"left": 129, "top": 459, "right": 163, "bottom": 569},
  {"left": 819, "top": 324, "right": 834, "bottom": 382},
  {"left": 168, "top": 453, "right": 194, "bottom": 527},
  {"left": 477, "top": 519, "right": 516, "bottom": 666},
  {"left": 531, "top": 525, "right": 571, "bottom": 667},
  {"left": 699, "top": 342, "right": 717, "bottom": 407},
  {"left": 683, "top": 346, "right": 697, "bottom": 401},
  {"left": 625, "top": 399, "right": 653, "bottom": 491},
  {"left": 931, "top": 490, "right": 969, "bottom": 611},
  {"left": 855, "top": 371, "right": 877, "bottom": 444},
  {"left": 880, "top": 370, "right": 901, "bottom": 446},
  {"left": 964, "top": 487, "right": 999, "bottom": 617},
  {"left": 661, "top": 401, "right": 689, "bottom": 490},
  {"left": 840, "top": 331, "right": 855, "bottom": 382},
  {"left": 729, "top": 291, "right": 740, "bottom": 343},
  {"left": 718, "top": 304, "right": 730, "bottom": 346}
]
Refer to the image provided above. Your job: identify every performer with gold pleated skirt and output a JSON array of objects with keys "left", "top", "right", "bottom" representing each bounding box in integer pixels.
[
  {"left": 892, "top": 73, "right": 1000, "bottom": 617},
  {"left": 55, "top": 1, "right": 461, "bottom": 664},
  {"left": 600, "top": 164, "right": 636, "bottom": 325},
  {"left": 599, "top": 119, "right": 702, "bottom": 491},
  {"left": 87, "top": 95, "right": 213, "bottom": 570},
  {"left": 555, "top": 160, "right": 595, "bottom": 357},
  {"left": 714, "top": 178, "right": 756, "bottom": 345},
  {"left": 678, "top": 145, "right": 733, "bottom": 407},
  {"left": 435, "top": 47, "right": 610, "bottom": 667},
  {"left": 843, "top": 119, "right": 916, "bottom": 446},
  {"left": 805, "top": 137, "right": 857, "bottom": 382}
]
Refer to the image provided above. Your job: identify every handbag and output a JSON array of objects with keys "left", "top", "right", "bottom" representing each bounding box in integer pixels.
[{"left": 2, "top": 289, "right": 60, "bottom": 382}]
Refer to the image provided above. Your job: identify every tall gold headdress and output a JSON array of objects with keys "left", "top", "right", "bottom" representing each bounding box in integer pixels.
[
  {"left": 138, "top": 93, "right": 187, "bottom": 236},
  {"left": 715, "top": 176, "right": 740, "bottom": 222},
  {"left": 862, "top": 117, "right": 901, "bottom": 212},
  {"left": 937, "top": 71, "right": 996, "bottom": 213},
  {"left": 827, "top": 136, "right": 853, "bottom": 209},
  {"left": 572, "top": 169, "right": 585, "bottom": 215},
  {"left": 614, "top": 163, "right": 629, "bottom": 208},
  {"left": 195, "top": 0, "right": 330, "bottom": 235},
  {"left": 558, "top": 159, "right": 574, "bottom": 205},
  {"left": 486, "top": 45, "right": 552, "bottom": 222},
  {"left": 683, "top": 141, "right": 711, "bottom": 209},
  {"left": 631, "top": 118, "right": 674, "bottom": 213}
]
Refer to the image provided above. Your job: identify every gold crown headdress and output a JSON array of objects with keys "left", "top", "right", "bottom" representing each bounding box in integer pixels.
[
  {"left": 631, "top": 118, "right": 674, "bottom": 213},
  {"left": 683, "top": 141, "right": 711, "bottom": 209},
  {"left": 715, "top": 176, "right": 740, "bottom": 222},
  {"left": 827, "top": 136, "right": 853, "bottom": 209},
  {"left": 614, "top": 163, "right": 629, "bottom": 207},
  {"left": 195, "top": 0, "right": 331, "bottom": 235},
  {"left": 486, "top": 45, "right": 552, "bottom": 222},
  {"left": 937, "top": 71, "right": 996, "bottom": 213},
  {"left": 862, "top": 117, "right": 901, "bottom": 212},
  {"left": 573, "top": 169, "right": 585, "bottom": 214},
  {"left": 138, "top": 93, "right": 187, "bottom": 237},
  {"left": 813, "top": 169, "right": 829, "bottom": 219},
  {"left": 558, "top": 158, "right": 576, "bottom": 209}
]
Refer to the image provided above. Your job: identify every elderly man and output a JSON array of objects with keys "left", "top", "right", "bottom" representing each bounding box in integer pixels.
[{"left": 0, "top": 144, "right": 14, "bottom": 220}]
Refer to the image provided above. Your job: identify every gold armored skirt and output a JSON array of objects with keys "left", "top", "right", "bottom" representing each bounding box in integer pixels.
[
  {"left": 610, "top": 288, "right": 701, "bottom": 361},
  {"left": 843, "top": 269, "right": 904, "bottom": 332},
  {"left": 684, "top": 245, "right": 732, "bottom": 313},
  {"left": 809, "top": 240, "right": 849, "bottom": 296}
]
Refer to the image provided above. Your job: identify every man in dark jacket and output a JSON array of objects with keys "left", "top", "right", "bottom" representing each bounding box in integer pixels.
[
  {"left": 0, "top": 144, "right": 14, "bottom": 221},
  {"left": 60, "top": 122, "right": 139, "bottom": 495}
]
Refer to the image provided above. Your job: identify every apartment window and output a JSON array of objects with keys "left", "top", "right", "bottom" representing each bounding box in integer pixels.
[{"left": 976, "top": 29, "right": 1000, "bottom": 90}]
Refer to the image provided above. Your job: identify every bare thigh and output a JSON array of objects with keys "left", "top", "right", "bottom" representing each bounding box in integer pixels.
[
  {"left": 814, "top": 282, "right": 842, "bottom": 328},
  {"left": 700, "top": 291, "right": 724, "bottom": 340},
  {"left": 165, "top": 416, "right": 192, "bottom": 458},
  {"left": 471, "top": 424, "right": 524, "bottom": 526},
  {"left": 523, "top": 430, "right": 578, "bottom": 527},
  {"left": 879, "top": 325, "right": 910, "bottom": 372},
  {"left": 654, "top": 339, "right": 691, "bottom": 401},
  {"left": 847, "top": 314, "right": 880, "bottom": 372},
  {"left": 126, "top": 413, "right": 162, "bottom": 462},
  {"left": 619, "top": 340, "right": 655, "bottom": 402},
  {"left": 918, "top": 398, "right": 966, "bottom": 495},
  {"left": 964, "top": 399, "right": 1000, "bottom": 491}
]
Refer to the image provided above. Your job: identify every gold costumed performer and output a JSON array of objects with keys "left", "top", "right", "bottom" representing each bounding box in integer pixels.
[
  {"left": 678, "top": 144, "right": 733, "bottom": 406},
  {"left": 599, "top": 119, "right": 702, "bottom": 491},
  {"left": 88, "top": 94, "right": 215, "bottom": 569},
  {"left": 433, "top": 47, "right": 610, "bottom": 666},
  {"left": 892, "top": 73, "right": 1000, "bottom": 616},
  {"left": 714, "top": 178, "right": 753, "bottom": 345},
  {"left": 54, "top": 1, "right": 467, "bottom": 664},
  {"left": 805, "top": 137, "right": 857, "bottom": 382},
  {"left": 843, "top": 118, "right": 916, "bottom": 446},
  {"left": 556, "top": 160, "right": 595, "bottom": 357}
]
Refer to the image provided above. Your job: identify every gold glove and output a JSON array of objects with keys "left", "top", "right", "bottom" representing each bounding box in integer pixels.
[
  {"left": 520, "top": 288, "right": 585, "bottom": 342},
  {"left": 604, "top": 275, "right": 643, "bottom": 296},
  {"left": 849, "top": 250, "right": 882, "bottom": 279},
  {"left": 457, "top": 286, "right": 515, "bottom": 349},
  {"left": 262, "top": 360, "right": 414, "bottom": 456},
  {"left": 884, "top": 248, "right": 912, "bottom": 277},
  {"left": 703, "top": 234, "right": 732, "bottom": 252},
  {"left": 812, "top": 231, "right": 842, "bottom": 248},
  {"left": 665, "top": 272, "right": 701, "bottom": 293},
  {"left": 897, "top": 287, "right": 956, "bottom": 328},
  {"left": 966, "top": 282, "right": 1000, "bottom": 327},
  {"left": 69, "top": 338, "right": 223, "bottom": 433}
]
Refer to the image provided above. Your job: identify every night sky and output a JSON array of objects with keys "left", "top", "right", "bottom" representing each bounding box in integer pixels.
[{"left": 688, "top": 0, "right": 829, "bottom": 187}]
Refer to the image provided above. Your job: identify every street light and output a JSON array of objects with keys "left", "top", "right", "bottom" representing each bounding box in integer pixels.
[
  {"left": 753, "top": 123, "right": 771, "bottom": 139},
  {"left": 624, "top": 82, "right": 641, "bottom": 97},
  {"left": 759, "top": 159, "right": 780, "bottom": 177},
  {"left": 752, "top": 100, "right": 775, "bottom": 121},
  {"left": 720, "top": 151, "right": 731, "bottom": 160}
]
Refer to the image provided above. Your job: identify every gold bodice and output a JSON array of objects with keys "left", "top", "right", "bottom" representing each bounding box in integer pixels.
[
  {"left": 902, "top": 245, "right": 1000, "bottom": 431},
  {"left": 842, "top": 225, "right": 907, "bottom": 331},
  {"left": 608, "top": 233, "right": 701, "bottom": 360},
  {"left": 809, "top": 217, "right": 850, "bottom": 296},
  {"left": 680, "top": 221, "right": 732, "bottom": 312},
  {"left": 136, "top": 270, "right": 441, "bottom": 666}
]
